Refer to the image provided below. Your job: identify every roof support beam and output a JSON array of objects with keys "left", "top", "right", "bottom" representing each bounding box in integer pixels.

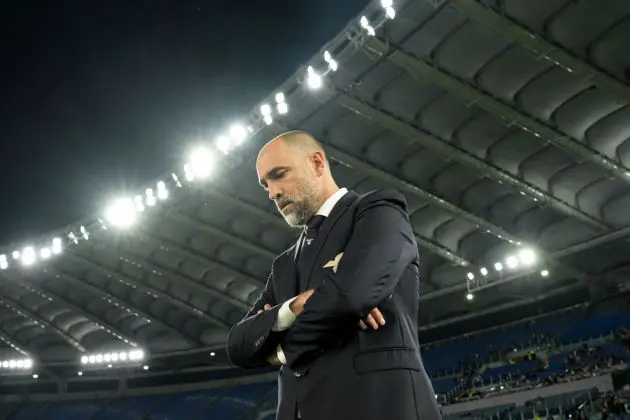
[
  {"left": 0, "top": 328, "right": 31, "bottom": 357},
  {"left": 449, "top": 0, "right": 630, "bottom": 103},
  {"left": 334, "top": 90, "right": 610, "bottom": 230},
  {"left": 363, "top": 36, "right": 630, "bottom": 182},
  {"left": 164, "top": 210, "right": 278, "bottom": 260},
  {"left": 94, "top": 232, "right": 251, "bottom": 312},
  {"left": 0, "top": 288, "right": 86, "bottom": 352},
  {"left": 9, "top": 271, "right": 139, "bottom": 348},
  {"left": 66, "top": 247, "right": 229, "bottom": 329},
  {"left": 324, "top": 142, "right": 522, "bottom": 245},
  {"left": 136, "top": 226, "right": 265, "bottom": 288},
  {"left": 47, "top": 266, "right": 201, "bottom": 346}
]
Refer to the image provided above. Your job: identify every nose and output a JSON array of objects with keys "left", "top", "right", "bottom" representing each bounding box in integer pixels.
[{"left": 267, "top": 183, "right": 282, "bottom": 201}]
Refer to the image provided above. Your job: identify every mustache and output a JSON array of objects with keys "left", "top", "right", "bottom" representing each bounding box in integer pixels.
[{"left": 275, "top": 198, "right": 294, "bottom": 209}]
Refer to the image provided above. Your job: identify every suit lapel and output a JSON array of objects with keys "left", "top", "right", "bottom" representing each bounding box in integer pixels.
[
  {"left": 276, "top": 248, "right": 300, "bottom": 299},
  {"left": 299, "top": 191, "right": 357, "bottom": 291}
]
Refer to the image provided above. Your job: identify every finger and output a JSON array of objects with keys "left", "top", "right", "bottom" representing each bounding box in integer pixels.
[
  {"left": 366, "top": 314, "right": 379, "bottom": 330},
  {"left": 358, "top": 320, "right": 368, "bottom": 330},
  {"left": 371, "top": 308, "right": 386, "bottom": 326},
  {"left": 257, "top": 309, "right": 263, "bottom": 315},
  {"left": 263, "top": 304, "right": 272, "bottom": 311}
]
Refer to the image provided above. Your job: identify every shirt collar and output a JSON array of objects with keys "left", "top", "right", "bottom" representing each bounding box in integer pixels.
[{"left": 315, "top": 188, "right": 348, "bottom": 217}]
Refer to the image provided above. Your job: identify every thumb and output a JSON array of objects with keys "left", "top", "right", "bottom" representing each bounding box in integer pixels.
[{"left": 263, "top": 304, "right": 272, "bottom": 310}]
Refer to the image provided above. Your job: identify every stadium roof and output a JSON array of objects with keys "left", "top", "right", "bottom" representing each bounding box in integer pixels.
[{"left": 1, "top": 0, "right": 630, "bottom": 388}]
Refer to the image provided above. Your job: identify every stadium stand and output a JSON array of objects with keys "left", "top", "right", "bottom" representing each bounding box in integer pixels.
[{"left": 1, "top": 0, "right": 630, "bottom": 418}]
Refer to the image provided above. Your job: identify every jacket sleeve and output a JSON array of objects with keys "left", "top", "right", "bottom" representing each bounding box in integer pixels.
[
  {"left": 280, "top": 189, "right": 417, "bottom": 370},
  {"left": 225, "top": 269, "right": 285, "bottom": 369}
]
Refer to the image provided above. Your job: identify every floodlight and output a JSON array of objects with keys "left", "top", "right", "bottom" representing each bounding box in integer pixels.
[
  {"left": 275, "top": 93, "right": 285, "bottom": 104},
  {"left": 380, "top": 0, "right": 393, "bottom": 7},
  {"left": 260, "top": 104, "right": 272, "bottom": 115},
  {"left": 188, "top": 146, "right": 214, "bottom": 177},
  {"left": 518, "top": 248, "right": 536, "bottom": 265},
  {"left": 466, "top": 272, "right": 474, "bottom": 280},
  {"left": 21, "top": 247, "right": 36, "bottom": 266},
  {"left": 480, "top": 267, "right": 488, "bottom": 276},
  {"left": 40, "top": 248, "right": 52, "bottom": 259},
  {"left": 156, "top": 181, "right": 168, "bottom": 200},
  {"left": 306, "top": 66, "right": 322, "bottom": 89},
  {"left": 540, "top": 269, "right": 549, "bottom": 277},
  {"left": 494, "top": 262, "right": 503, "bottom": 271},
  {"left": 385, "top": 6, "right": 396, "bottom": 19},
  {"left": 466, "top": 293, "right": 474, "bottom": 301},
  {"left": 51, "top": 237, "right": 63, "bottom": 254},
  {"left": 229, "top": 124, "right": 248, "bottom": 145},
  {"left": 506, "top": 255, "right": 519, "bottom": 269},
  {"left": 105, "top": 198, "right": 137, "bottom": 229},
  {"left": 277, "top": 102, "right": 288, "bottom": 115}
]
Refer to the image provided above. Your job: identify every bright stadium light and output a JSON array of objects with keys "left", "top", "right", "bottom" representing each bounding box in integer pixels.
[
  {"left": 480, "top": 267, "right": 488, "bottom": 276},
  {"left": 323, "top": 50, "right": 338, "bottom": 72},
  {"left": 275, "top": 92, "right": 288, "bottom": 115},
  {"left": 466, "top": 272, "right": 474, "bottom": 280},
  {"left": 0, "top": 255, "right": 8, "bottom": 270},
  {"left": 156, "top": 181, "right": 168, "bottom": 200},
  {"left": 81, "top": 349, "right": 145, "bottom": 368},
  {"left": 145, "top": 188, "right": 157, "bottom": 207},
  {"left": 506, "top": 255, "right": 519, "bottom": 269},
  {"left": 518, "top": 248, "right": 536, "bottom": 265},
  {"left": 466, "top": 293, "right": 474, "bottom": 301},
  {"left": 360, "top": 16, "right": 376, "bottom": 36},
  {"left": 0, "top": 358, "right": 33, "bottom": 371},
  {"left": 51, "top": 237, "right": 63, "bottom": 254},
  {"left": 40, "top": 247, "right": 52, "bottom": 259},
  {"left": 494, "top": 262, "right": 503, "bottom": 272},
  {"left": 21, "top": 247, "right": 36, "bottom": 266},
  {"left": 540, "top": 269, "right": 549, "bottom": 277},
  {"left": 385, "top": 6, "right": 396, "bottom": 19},
  {"left": 306, "top": 66, "right": 323, "bottom": 89},
  {"left": 229, "top": 124, "right": 248, "bottom": 146},
  {"left": 188, "top": 146, "right": 215, "bottom": 177},
  {"left": 105, "top": 198, "right": 138, "bottom": 229}
]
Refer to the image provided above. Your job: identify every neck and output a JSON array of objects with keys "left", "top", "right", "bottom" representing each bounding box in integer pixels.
[{"left": 315, "top": 183, "right": 340, "bottom": 209}]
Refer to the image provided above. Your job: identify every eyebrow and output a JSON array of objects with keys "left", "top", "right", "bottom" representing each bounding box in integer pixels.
[{"left": 258, "top": 166, "right": 289, "bottom": 188}]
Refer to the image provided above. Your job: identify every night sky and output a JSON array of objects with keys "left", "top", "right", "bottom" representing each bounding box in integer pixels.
[{"left": 0, "top": 0, "right": 368, "bottom": 245}]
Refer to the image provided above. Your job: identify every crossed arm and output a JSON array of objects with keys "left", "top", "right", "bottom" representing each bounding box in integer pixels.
[{"left": 258, "top": 290, "right": 386, "bottom": 365}]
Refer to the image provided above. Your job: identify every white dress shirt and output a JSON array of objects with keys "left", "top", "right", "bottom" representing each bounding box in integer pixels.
[{"left": 273, "top": 188, "right": 348, "bottom": 363}]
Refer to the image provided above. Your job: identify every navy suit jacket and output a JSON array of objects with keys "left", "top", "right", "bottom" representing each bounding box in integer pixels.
[{"left": 226, "top": 189, "right": 441, "bottom": 420}]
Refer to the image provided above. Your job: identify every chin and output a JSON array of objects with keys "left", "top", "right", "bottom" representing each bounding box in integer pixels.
[{"left": 283, "top": 212, "right": 303, "bottom": 228}]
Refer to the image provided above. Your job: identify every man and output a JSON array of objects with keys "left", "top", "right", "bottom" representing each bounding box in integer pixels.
[{"left": 226, "top": 131, "right": 440, "bottom": 420}]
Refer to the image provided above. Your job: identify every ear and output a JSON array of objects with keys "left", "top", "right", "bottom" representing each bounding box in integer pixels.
[{"left": 310, "top": 151, "right": 327, "bottom": 176}]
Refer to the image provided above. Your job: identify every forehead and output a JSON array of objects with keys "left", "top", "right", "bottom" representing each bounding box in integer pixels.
[{"left": 256, "top": 140, "right": 299, "bottom": 176}]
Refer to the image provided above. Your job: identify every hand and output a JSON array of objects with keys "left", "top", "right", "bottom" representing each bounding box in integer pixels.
[
  {"left": 289, "top": 289, "right": 315, "bottom": 316},
  {"left": 267, "top": 351, "right": 281, "bottom": 366},
  {"left": 256, "top": 304, "right": 272, "bottom": 315},
  {"left": 358, "top": 307, "right": 386, "bottom": 330}
]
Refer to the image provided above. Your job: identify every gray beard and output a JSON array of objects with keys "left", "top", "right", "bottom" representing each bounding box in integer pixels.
[{"left": 282, "top": 201, "right": 315, "bottom": 228}]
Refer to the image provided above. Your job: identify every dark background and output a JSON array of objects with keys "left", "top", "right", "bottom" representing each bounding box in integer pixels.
[{"left": 0, "top": 0, "right": 368, "bottom": 245}]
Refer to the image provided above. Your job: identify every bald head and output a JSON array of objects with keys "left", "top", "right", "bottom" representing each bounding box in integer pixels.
[{"left": 256, "top": 131, "right": 338, "bottom": 227}]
